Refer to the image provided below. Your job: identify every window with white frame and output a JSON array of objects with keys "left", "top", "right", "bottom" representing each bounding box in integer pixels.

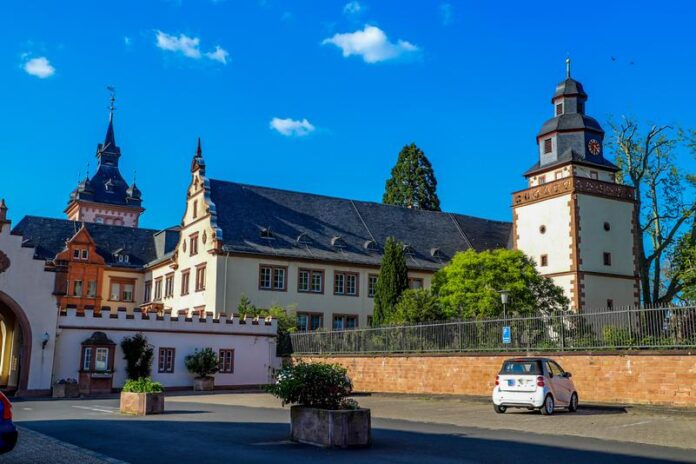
[
  {"left": 334, "top": 272, "right": 358, "bottom": 296},
  {"left": 82, "top": 347, "right": 92, "bottom": 370},
  {"left": 368, "top": 274, "right": 378, "bottom": 298},
  {"left": 298, "top": 269, "right": 323, "bottom": 293},
  {"left": 259, "top": 265, "right": 286, "bottom": 291},
  {"left": 95, "top": 347, "right": 109, "bottom": 371}
]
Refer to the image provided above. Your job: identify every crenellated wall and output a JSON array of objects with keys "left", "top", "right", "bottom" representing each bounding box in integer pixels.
[{"left": 54, "top": 308, "right": 279, "bottom": 390}]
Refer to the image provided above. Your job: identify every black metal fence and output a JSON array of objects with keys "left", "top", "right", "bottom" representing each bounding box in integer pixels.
[{"left": 290, "top": 306, "right": 696, "bottom": 354}]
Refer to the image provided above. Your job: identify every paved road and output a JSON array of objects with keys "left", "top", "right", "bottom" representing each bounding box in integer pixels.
[{"left": 8, "top": 394, "right": 696, "bottom": 464}]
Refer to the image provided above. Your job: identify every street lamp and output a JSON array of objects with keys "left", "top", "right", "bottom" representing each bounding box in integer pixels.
[{"left": 498, "top": 290, "right": 510, "bottom": 322}]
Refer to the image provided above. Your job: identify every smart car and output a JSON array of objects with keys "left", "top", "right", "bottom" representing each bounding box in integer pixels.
[
  {"left": 0, "top": 392, "right": 17, "bottom": 454},
  {"left": 492, "top": 357, "right": 578, "bottom": 415}
]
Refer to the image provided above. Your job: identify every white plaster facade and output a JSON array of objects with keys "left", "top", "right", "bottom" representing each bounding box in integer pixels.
[{"left": 54, "top": 309, "right": 277, "bottom": 389}]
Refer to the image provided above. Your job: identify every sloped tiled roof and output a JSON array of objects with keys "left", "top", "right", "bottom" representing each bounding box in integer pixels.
[
  {"left": 209, "top": 180, "right": 512, "bottom": 271},
  {"left": 11, "top": 217, "right": 177, "bottom": 266}
]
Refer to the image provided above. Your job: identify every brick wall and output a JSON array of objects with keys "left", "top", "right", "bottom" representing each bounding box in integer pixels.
[{"left": 294, "top": 352, "right": 696, "bottom": 407}]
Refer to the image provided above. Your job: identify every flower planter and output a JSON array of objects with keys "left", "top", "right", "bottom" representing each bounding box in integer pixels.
[
  {"left": 119, "top": 391, "right": 165, "bottom": 415},
  {"left": 290, "top": 406, "right": 371, "bottom": 448},
  {"left": 52, "top": 383, "right": 80, "bottom": 399},
  {"left": 193, "top": 376, "right": 215, "bottom": 391}
]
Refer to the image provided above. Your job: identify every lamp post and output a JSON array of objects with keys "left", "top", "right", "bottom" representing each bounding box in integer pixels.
[{"left": 498, "top": 290, "right": 510, "bottom": 322}]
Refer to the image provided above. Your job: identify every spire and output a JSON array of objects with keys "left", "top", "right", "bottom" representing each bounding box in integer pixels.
[
  {"left": 97, "top": 87, "right": 121, "bottom": 163},
  {"left": 191, "top": 137, "right": 206, "bottom": 174},
  {"left": 566, "top": 56, "right": 571, "bottom": 78},
  {"left": 0, "top": 199, "right": 10, "bottom": 231}
]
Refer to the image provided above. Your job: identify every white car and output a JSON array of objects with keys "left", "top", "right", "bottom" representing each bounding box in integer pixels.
[{"left": 492, "top": 357, "right": 578, "bottom": 415}]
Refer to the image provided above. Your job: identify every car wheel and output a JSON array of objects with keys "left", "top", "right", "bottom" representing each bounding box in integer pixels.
[
  {"left": 540, "top": 395, "right": 554, "bottom": 416},
  {"left": 493, "top": 404, "right": 507, "bottom": 414},
  {"left": 568, "top": 393, "right": 579, "bottom": 412}
]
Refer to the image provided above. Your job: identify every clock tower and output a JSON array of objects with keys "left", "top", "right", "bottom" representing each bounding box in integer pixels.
[{"left": 512, "top": 60, "right": 639, "bottom": 311}]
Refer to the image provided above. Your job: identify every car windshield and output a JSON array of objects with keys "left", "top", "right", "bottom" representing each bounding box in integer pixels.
[{"left": 500, "top": 360, "right": 541, "bottom": 375}]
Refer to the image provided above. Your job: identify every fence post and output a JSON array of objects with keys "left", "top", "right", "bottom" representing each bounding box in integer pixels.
[{"left": 559, "top": 313, "right": 565, "bottom": 352}]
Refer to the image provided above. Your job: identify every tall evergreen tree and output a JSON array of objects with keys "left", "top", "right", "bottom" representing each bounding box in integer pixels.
[
  {"left": 383, "top": 143, "right": 441, "bottom": 211},
  {"left": 373, "top": 237, "right": 409, "bottom": 325}
]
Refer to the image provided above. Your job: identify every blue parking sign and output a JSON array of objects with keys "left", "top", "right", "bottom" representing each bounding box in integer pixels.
[{"left": 502, "top": 326, "right": 511, "bottom": 344}]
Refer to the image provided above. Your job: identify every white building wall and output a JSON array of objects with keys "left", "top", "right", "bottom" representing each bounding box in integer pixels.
[
  {"left": 0, "top": 222, "right": 59, "bottom": 392},
  {"left": 218, "top": 255, "right": 433, "bottom": 329},
  {"left": 54, "top": 308, "right": 278, "bottom": 388},
  {"left": 514, "top": 194, "right": 572, "bottom": 273},
  {"left": 581, "top": 274, "right": 636, "bottom": 312},
  {"left": 577, "top": 194, "right": 635, "bottom": 276}
]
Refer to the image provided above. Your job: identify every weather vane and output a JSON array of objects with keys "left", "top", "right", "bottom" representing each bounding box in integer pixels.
[{"left": 107, "top": 85, "right": 116, "bottom": 113}]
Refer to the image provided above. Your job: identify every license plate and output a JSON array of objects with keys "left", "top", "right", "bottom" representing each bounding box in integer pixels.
[{"left": 507, "top": 379, "right": 515, "bottom": 386}]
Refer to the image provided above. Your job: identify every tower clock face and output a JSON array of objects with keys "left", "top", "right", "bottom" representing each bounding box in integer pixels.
[{"left": 588, "top": 139, "right": 601, "bottom": 156}]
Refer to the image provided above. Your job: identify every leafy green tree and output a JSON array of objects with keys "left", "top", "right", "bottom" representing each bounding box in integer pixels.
[
  {"left": 373, "top": 237, "right": 409, "bottom": 325},
  {"left": 120, "top": 334, "right": 154, "bottom": 380},
  {"left": 432, "top": 249, "right": 568, "bottom": 318},
  {"left": 383, "top": 143, "right": 441, "bottom": 211},
  {"left": 237, "top": 296, "right": 297, "bottom": 355},
  {"left": 385, "top": 288, "right": 445, "bottom": 324},
  {"left": 609, "top": 119, "right": 695, "bottom": 304},
  {"left": 672, "top": 225, "right": 696, "bottom": 303}
]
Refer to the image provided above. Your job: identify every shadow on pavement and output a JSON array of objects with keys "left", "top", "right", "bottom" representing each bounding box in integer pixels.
[{"left": 15, "top": 418, "right": 691, "bottom": 464}]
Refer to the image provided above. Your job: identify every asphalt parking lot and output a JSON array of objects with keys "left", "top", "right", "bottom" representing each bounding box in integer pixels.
[{"left": 7, "top": 393, "right": 696, "bottom": 464}]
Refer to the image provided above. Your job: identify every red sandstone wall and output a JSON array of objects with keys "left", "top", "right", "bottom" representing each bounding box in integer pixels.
[{"left": 295, "top": 353, "right": 696, "bottom": 407}]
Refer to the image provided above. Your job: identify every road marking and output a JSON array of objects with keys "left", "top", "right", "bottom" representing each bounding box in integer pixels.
[
  {"left": 617, "top": 420, "right": 652, "bottom": 428},
  {"left": 72, "top": 405, "right": 116, "bottom": 414}
]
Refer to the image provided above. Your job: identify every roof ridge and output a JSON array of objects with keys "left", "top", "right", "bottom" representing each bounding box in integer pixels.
[{"left": 209, "top": 178, "right": 509, "bottom": 223}]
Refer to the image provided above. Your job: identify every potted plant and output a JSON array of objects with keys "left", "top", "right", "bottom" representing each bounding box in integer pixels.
[
  {"left": 52, "top": 378, "right": 80, "bottom": 398},
  {"left": 119, "top": 377, "right": 165, "bottom": 415},
  {"left": 267, "top": 362, "right": 371, "bottom": 448},
  {"left": 185, "top": 348, "right": 219, "bottom": 391}
]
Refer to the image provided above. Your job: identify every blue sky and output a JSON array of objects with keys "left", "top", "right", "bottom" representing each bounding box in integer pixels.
[{"left": 1, "top": 0, "right": 695, "bottom": 229}]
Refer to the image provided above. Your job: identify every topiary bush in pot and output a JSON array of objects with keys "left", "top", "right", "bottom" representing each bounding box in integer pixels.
[
  {"left": 185, "top": 348, "right": 219, "bottom": 391},
  {"left": 267, "top": 361, "right": 370, "bottom": 448}
]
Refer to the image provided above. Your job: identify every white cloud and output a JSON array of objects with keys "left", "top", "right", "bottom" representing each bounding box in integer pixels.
[
  {"left": 439, "top": 3, "right": 453, "bottom": 25},
  {"left": 205, "top": 46, "right": 229, "bottom": 64},
  {"left": 343, "top": 1, "right": 363, "bottom": 16},
  {"left": 155, "top": 30, "right": 228, "bottom": 65},
  {"left": 23, "top": 56, "right": 55, "bottom": 78},
  {"left": 156, "top": 31, "right": 201, "bottom": 58},
  {"left": 322, "top": 25, "right": 419, "bottom": 63},
  {"left": 270, "top": 117, "right": 315, "bottom": 137}
]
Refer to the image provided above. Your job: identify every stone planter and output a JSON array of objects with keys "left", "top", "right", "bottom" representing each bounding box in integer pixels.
[
  {"left": 52, "top": 383, "right": 80, "bottom": 398},
  {"left": 119, "top": 392, "right": 165, "bottom": 415},
  {"left": 193, "top": 376, "right": 215, "bottom": 391},
  {"left": 290, "top": 406, "right": 371, "bottom": 448}
]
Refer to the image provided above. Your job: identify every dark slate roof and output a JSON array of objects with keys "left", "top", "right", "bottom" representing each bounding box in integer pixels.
[
  {"left": 537, "top": 113, "right": 603, "bottom": 137},
  {"left": 11, "top": 216, "right": 178, "bottom": 266},
  {"left": 209, "top": 180, "right": 512, "bottom": 271},
  {"left": 67, "top": 116, "right": 142, "bottom": 208},
  {"left": 524, "top": 148, "right": 619, "bottom": 176},
  {"left": 553, "top": 78, "right": 587, "bottom": 99}
]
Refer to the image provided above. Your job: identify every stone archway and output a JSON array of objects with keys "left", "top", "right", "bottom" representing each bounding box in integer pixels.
[{"left": 0, "top": 291, "right": 32, "bottom": 394}]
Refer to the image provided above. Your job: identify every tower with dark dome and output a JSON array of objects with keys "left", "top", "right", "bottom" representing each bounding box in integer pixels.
[
  {"left": 512, "top": 60, "right": 638, "bottom": 312},
  {"left": 65, "top": 100, "right": 144, "bottom": 227}
]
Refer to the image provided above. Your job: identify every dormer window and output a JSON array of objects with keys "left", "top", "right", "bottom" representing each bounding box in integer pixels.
[
  {"left": 296, "top": 232, "right": 310, "bottom": 246},
  {"left": 260, "top": 227, "right": 274, "bottom": 240},
  {"left": 331, "top": 236, "right": 346, "bottom": 249},
  {"left": 73, "top": 249, "right": 80, "bottom": 259},
  {"left": 430, "top": 247, "right": 445, "bottom": 260},
  {"left": 363, "top": 240, "right": 379, "bottom": 252},
  {"left": 403, "top": 244, "right": 415, "bottom": 256},
  {"left": 81, "top": 249, "right": 89, "bottom": 260},
  {"left": 555, "top": 103, "right": 563, "bottom": 116}
]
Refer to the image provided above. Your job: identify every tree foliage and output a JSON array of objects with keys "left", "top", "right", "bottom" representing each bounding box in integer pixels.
[
  {"left": 609, "top": 119, "right": 696, "bottom": 304},
  {"left": 236, "top": 296, "right": 297, "bottom": 355},
  {"left": 383, "top": 143, "right": 441, "bottom": 211},
  {"left": 372, "top": 237, "right": 409, "bottom": 325},
  {"left": 672, "top": 226, "right": 696, "bottom": 303},
  {"left": 384, "top": 288, "right": 445, "bottom": 325},
  {"left": 185, "top": 347, "right": 219, "bottom": 379},
  {"left": 120, "top": 333, "right": 154, "bottom": 380},
  {"left": 266, "top": 362, "right": 355, "bottom": 410},
  {"left": 432, "top": 249, "right": 569, "bottom": 319}
]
